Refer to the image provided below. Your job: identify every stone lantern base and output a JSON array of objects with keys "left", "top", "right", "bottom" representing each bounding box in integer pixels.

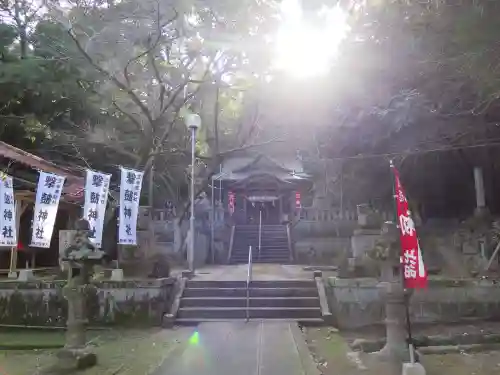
[
  {"left": 372, "top": 281, "right": 412, "bottom": 363},
  {"left": 56, "top": 348, "right": 97, "bottom": 370},
  {"left": 54, "top": 283, "right": 98, "bottom": 371}
]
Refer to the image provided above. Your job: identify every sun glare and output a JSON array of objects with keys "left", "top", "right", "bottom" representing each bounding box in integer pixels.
[{"left": 273, "top": 0, "right": 349, "bottom": 79}]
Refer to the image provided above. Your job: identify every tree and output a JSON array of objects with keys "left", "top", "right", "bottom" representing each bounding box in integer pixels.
[
  {"left": 32, "top": 0, "right": 284, "bottom": 213},
  {"left": 0, "top": 0, "right": 99, "bottom": 153}
]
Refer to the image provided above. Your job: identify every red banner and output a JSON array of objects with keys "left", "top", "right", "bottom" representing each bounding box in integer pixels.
[
  {"left": 228, "top": 191, "right": 235, "bottom": 215},
  {"left": 391, "top": 164, "right": 427, "bottom": 289},
  {"left": 295, "top": 191, "right": 301, "bottom": 209}
]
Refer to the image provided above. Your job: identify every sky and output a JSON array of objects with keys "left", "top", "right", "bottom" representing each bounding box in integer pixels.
[{"left": 273, "top": 0, "right": 350, "bottom": 79}]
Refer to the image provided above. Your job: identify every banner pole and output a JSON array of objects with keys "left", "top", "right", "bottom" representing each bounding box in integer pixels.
[{"left": 389, "top": 160, "right": 416, "bottom": 363}]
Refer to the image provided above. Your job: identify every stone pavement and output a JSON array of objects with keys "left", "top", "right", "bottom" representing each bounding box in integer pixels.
[
  {"left": 188, "top": 264, "right": 314, "bottom": 281},
  {"left": 154, "top": 321, "right": 320, "bottom": 375}
]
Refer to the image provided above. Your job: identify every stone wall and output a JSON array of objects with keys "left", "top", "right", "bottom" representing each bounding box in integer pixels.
[
  {"left": 294, "top": 237, "right": 351, "bottom": 265},
  {"left": 327, "top": 277, "right": 500, "bottom": 329},
  {"left": 0, "top": 278, "right": 176, "bottom": 327}
]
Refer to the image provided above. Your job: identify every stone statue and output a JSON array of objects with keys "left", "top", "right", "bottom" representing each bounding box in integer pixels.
[{"left": 56, "top": 219, "right": 104, "bottom": 371}]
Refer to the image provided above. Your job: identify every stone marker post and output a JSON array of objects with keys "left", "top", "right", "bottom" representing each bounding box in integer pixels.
[
  {"left": 474, "top": 166, "right": 488, "bottom": 217},
  {"left": 57, "top": 219, "right": 104, "bottom": 371}
]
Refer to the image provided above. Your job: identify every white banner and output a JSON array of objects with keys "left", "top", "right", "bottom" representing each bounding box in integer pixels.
[
  {"left": 30, "top": 171, "right": 65, "bottom": 248},
  {"left": 0, "top": 173, "right": 17, "bottom": 246},
  {"left": 83, "top": 169, "right": 111, "bottom": 248},
  {"left": 118, "top": 167, "right": 143, "bottom": 245}
]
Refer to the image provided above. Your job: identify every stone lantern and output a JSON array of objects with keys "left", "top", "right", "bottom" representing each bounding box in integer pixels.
[
  {"left": 366, "top": 221, "right": 412, "bottom": 362},
  {"left": 57, "top": 219, "right": 105, "bottom": 370}
]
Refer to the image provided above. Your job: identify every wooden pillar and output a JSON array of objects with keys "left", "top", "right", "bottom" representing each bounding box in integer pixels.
[
  {"left": 243, "top": 194, "right": 247, "bottom": 223},
  {"left": 9, "top": 198, "right": 28, "bottom": 273},
  {"left": 8, "top": 247, "right": 16, "bottom": 273},
  {"left": 279, "top": 194, "right": 283, "bottom": 221}
]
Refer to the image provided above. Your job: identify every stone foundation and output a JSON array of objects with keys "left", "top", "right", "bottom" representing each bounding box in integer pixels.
[
  {"left": 0, "top": 278, "right": 175, "bottom": 327},
  {"left": 327, "top": 277, "right": 500, "bottom": 329}
]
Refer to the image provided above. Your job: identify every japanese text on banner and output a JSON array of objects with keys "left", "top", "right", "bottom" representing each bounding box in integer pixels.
[
  {"left": 30, "top": 172, "right": 65, "bottom": 248},
  {"left": 118, "top": 167, "right": 143, "bottom": 245},
  {"left": 391, "top": 164, "right": 427, "bottom": 289},
  {"left": 0, "top": 173, "right": 17, "bottom": 246},
  {"left": 84, "top": 170, "right": 111, "bottom": 248}
]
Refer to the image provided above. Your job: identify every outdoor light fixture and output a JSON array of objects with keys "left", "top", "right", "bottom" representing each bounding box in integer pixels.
[{"left": 185, "top": 113, "right": 201, "bottom": 130}]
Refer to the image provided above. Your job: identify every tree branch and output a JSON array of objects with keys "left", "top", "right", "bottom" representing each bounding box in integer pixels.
[
  {"left": 67, "top": 27, "right": 156, "bottom": 128},
  {"left": 123, "top": 7, "right": 178, "bottom": 88}
]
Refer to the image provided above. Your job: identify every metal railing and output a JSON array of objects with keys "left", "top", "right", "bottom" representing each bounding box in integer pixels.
[
  {"left": 246, "top": 245, "right": 253, "bottom": 322},
  {"left": 226, "top": 225, "right": 236, "bottom": 264},
  {"left": 286, "top": 223, "right": 294, "bottom": 262},
  {"left": 258, "top": 210, "right": 262, "bottom": 260}
]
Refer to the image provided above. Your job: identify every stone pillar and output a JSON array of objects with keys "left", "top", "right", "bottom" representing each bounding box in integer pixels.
[
  {"left": 56, "top": 274, "right": 97, "bottom": 370},
  {"left": 369, "top": 222, "right": 413, "bottom": 363},
  {"left": 474, "top": 167, "right": 488, "bottom": 216},
  {"left": 375, "top": 281, "right": 410, "bottom": 362},
  {"left": 63, "top": 282, "right": 88, "bottom": 349},
  {"left": 56, "top": 219, "right": 102, "bottom": 371}
]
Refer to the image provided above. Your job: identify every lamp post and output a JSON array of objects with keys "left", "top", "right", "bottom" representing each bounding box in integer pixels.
[{"left": 185, "top": 113, "right": 201, "bottom": 273}]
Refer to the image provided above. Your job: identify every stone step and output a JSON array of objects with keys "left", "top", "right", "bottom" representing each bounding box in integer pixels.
[
  {"left": 235, "top": 235, "right": 287, "bottom": 238},
  {"left": 174, "top": 317, "right": 325, "bottom": 326},
  {"left": 232, "top": 250, "right": 289, "bottom": 254},
  {"left": 233, "top": 243, "right": 289, "bottom": 247},
  {"left": 177, "top": 306, "right": 322, "bottom": 320},
  {"left": 230, "top": 260, "right": 291, "bottom": 264},
  {"left": 186, "top": 280, "right": 315, "bottom": 289},
  {"left": 236, "top": 225, "right": 286, "bottom": 230},
  {"left": 233, "top": 238, "right": 288, "bottom": 242},
  {"left": 235, "top": 231, "right": 287, "bottom": 235},
  {"left": 237, "top": 234, "right": 286, "bottom": 236},
  {"left": 232, "top": 247, "right": 288, "bottom": 254},
  {"left": 231, "top": 251, "right": 290, "bottom": 256},
  {"left": 233, "top": 243, "right": 289, "bottom": 248},
  {"left": 180, "top": 296, "right": 320, "bottom": 308},
  {"left": 235, "top": 231, "right": 287, "bottom": 234},
  {"left": 231, "top": 252, "right": 290, "bottom": 256},
  {"left": 233, "top": 244, "right": 289, "bottom": 248},
  {"left": 234, "top": 241, "right": 287, "bottom": 245},
  {"left": 231, "top": 256, "right": 290, "bottom": 259},
  {"left": 183, "top": 287, "right": 318, "bottom": 298},
  {"left": 230, "top": 258, "right": 291, "bottom": 264}
]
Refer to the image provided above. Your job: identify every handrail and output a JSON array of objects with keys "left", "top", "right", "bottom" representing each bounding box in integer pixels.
[
  {"left": 258, "top": 210, "right": 262, "bottom": 260},
  {"left": 246, "top": 245, "right": 253, "bottom": 322},
  {"left": 226, "top": 225, "right": 236, "bottom": 264},
  {"left": 286, "top": 223, "right": 294, "bottom": 262}
]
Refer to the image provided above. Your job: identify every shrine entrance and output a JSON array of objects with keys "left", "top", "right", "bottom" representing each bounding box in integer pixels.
[
  {"left": 229, "top": 173, "right": 294, "bottom": 225},
  {"left": 246, "top": 198, "right": 281, "bottom": 225}
]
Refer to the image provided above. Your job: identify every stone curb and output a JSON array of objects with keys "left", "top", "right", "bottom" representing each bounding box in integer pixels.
[
  {"left": 419, "top": 342, "right": 500, "bottom": 354},
  {"left": 0, "top": 343, "right": 64, "bottom": 350},
  {"left": 352, "top": 332, "right": 500, "bottom": 353},
  {"left": 289, "top": 323, "right": 321, "bottom": 375}
]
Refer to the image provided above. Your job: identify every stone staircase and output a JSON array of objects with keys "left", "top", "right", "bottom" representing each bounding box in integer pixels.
[
  {"left": 230, "top": 225, "right": 291, "bottom": 264},
  {"left": 176, "top": 279, "right": 323, "bottom": 324}
]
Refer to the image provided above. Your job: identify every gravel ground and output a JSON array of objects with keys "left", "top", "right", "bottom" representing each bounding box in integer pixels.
[
  {"left": 0, "top": 327, "right": 193, "bottom": 375},
  {"left": 303, "top": 326, "right": 500, "bottom": 375}
]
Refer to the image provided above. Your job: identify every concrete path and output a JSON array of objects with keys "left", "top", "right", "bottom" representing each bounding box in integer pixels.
[{"left": 154, "top": 321, "right": 319, "bottom": 375}]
